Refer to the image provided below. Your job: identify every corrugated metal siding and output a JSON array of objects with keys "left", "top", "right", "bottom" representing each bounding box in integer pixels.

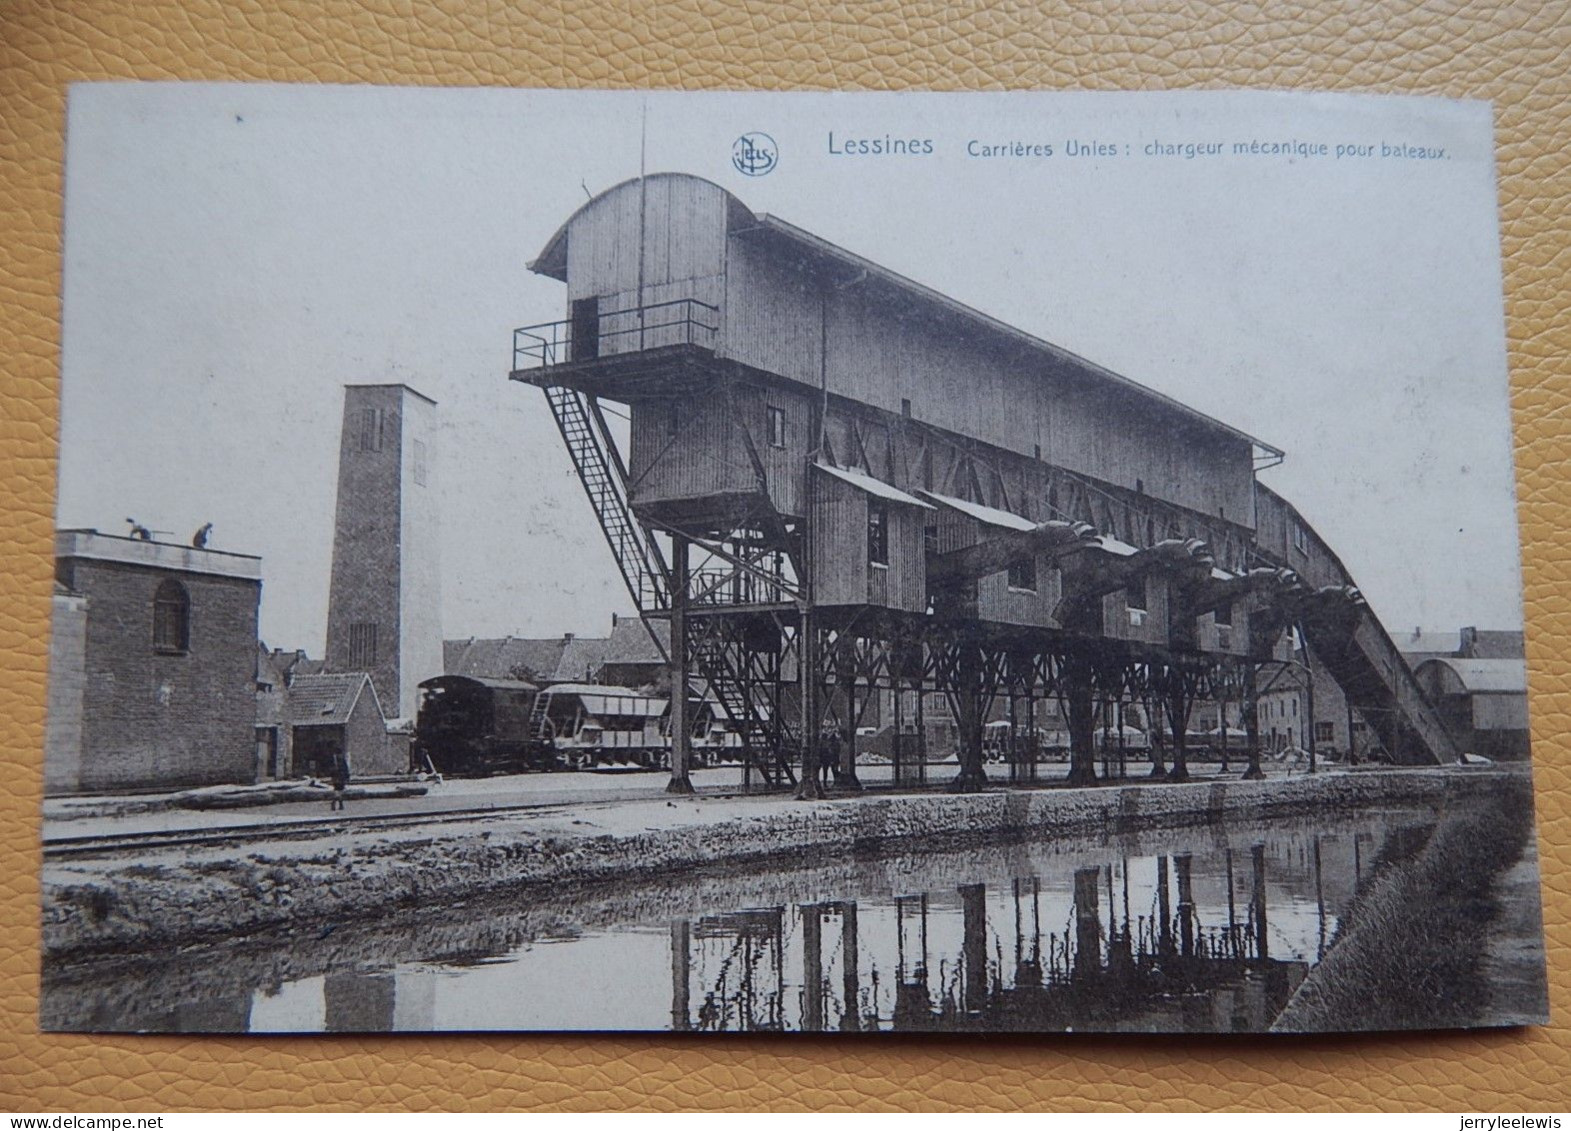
[
  {"left": 1254, "top": 487, "right": 1346, "bottom": 590},
  {"left": 627, "top": 395, "right": 755, "bottom": 508},
  {"left": 810, "top": 472, "right": 866, "bottom": 606},
  {"left": 809, "top": 472, "right": 925, "bottom": 612},
  {"left": 566, "top": 177, "right": 728, "bottom": 304},
  {"left": 721, "top": 250, "right": 1256, "bottom": 527},
  {"left": 721, "top": 239, "right": 823, "bottom": 385},
  {"left": 1473, "top": 693, "right": 1529, "bottom": 731},
  {"left": 737, "top": 382, "right": 812, "bottom": 519},
  {"left": 976, "top": 560, "right": 1061, "bottom": 629},
  {"left": 885, "top": 504, "right": 926, "bottom": 613},
  {"left": 1098, "top": 575, "right": 1171, "bottom": 647}
]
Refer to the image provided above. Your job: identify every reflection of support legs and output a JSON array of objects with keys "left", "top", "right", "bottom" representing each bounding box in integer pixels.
[
  {"left": 1175, "top": 854, "right": 1195, "bottom": 958},
  {"left": 960, "top": 883, "right": 988, "bottom": 1012},
  {"left": 1251, "top": 844, "right": 1269, "bottom": 961},
  {"left": 1314, "top": 835, "right": 1326, "bottom": 961},
  {"left": 1225, "top": 848, "right": 1238, "bottom": 958},
  {"left": 1072, "top": 867, "right": 1102, "bottom": 982},
  {"left": 1157, "top": 855, "right": 1174, "bottom": 960},
  {"left": 801, "top": 904, "right": 824, "bottom": 1032},
  {"left": 839, "top": 902, "right": 861, "bottom": 1032},
  {"left": 671, "top": 919, "right": 691, "bottom": 1032}
]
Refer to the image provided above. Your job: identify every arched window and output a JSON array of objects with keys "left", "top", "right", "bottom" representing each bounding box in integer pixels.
[{"left": 153, "top": 579, "right": 189, "bottom": 653}]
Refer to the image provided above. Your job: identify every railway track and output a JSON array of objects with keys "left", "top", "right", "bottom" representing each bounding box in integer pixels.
[
  {"left": 41, "top": 800, "right": 588, "bottom": 860},
  {"left": 42, "top": 775, "right": 793, "bottom": 860}
]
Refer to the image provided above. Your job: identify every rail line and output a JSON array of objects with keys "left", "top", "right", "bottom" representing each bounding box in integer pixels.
[
  {"left": 41, "top": 799, "right": 602, "bottom": 860},
  {"left": 42, "top": 776, "right": 797, "bottom": 860}
]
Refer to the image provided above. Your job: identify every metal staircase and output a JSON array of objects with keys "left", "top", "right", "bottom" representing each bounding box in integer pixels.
[
  {"left": 540, "top": 381, "right": 796, "bottom": 784},
  {"left": 542, "top": 385, "right": 671, "bottom": 624},
  {"left": 688, "top": 629, "right": 797, "bottom": 787}
]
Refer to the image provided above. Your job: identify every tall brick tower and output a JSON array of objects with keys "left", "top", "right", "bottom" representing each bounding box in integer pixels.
[{"left": 324, "top": 384, "right": 442, "bottom": 718}]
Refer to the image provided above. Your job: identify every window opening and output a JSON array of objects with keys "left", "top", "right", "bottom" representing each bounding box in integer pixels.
[
  {"left": 868, "top": 504, "right": 889, "bottom": 567},
  {"left": 152, "top": 579, "right": 190, "bottom": 653}
]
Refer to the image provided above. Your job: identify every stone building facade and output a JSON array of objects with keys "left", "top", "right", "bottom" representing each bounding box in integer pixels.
[{"left": 47, "top": 529, "right": 262, "bottom": 793}]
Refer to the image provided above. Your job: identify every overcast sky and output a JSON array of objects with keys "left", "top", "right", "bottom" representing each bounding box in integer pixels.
[{"left": 57, "top": 85, "right": 1523, "bottom": 652}]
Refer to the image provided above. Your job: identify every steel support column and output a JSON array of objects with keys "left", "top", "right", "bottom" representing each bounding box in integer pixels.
[{"left": 667, "top": 535, "right": 694, "bottom": 794}]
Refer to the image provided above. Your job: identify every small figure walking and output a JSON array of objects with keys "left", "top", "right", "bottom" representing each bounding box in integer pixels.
[{"left": 329, "top": 751, "right": 350, "bottom": 811}]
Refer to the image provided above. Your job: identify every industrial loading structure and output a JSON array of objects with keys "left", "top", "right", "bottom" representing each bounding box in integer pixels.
[{"left": 510, "top": 173, "right": 1456, "bottom": 797}]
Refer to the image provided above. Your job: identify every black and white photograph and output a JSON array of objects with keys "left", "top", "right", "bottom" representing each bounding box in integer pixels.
[{"left": 39, "top": 85, "right": 1547, "bottom": 1034}]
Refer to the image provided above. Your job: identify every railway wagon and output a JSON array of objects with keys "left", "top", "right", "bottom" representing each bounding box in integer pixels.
[
  {"left": 414, "top": 674, "right": 550, "bottom": 775},
  {"left": 417, "top": 675, "right": 743, "bottom": 775},
  {"left": 539, "top": 682, "right": 670, "bottom": 769}
]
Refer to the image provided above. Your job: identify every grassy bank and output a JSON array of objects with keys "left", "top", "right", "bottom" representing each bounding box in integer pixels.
[
  {"left": 41, "top": 767, "right": 1511, "bottom": 965},
  {"left": 1271, "top": 772, "right": 1544, "bottom": 1031}
]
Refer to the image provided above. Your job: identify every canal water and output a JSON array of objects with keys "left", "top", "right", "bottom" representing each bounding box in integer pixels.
[{"left": 40, "top": 800, "right": 1536, "bottom": 1034}]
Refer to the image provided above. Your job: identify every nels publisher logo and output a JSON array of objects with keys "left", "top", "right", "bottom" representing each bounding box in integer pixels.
[{"left": 732, "top": 132, "right": 778, "bottom": 176}]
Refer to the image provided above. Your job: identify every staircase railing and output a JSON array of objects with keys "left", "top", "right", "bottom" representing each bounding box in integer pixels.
[{"left": 541, "top": 384, "right": 672, "bottom": 623}]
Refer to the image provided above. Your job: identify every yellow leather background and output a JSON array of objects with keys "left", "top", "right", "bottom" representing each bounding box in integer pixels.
[{"left": 2, "top": 0, "right": 1567, "bottom": 1111}]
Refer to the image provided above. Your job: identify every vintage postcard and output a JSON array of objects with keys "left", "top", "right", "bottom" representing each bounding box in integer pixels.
[{"left": 40, "top": 85, "right": 1545, "bottom": 1033}]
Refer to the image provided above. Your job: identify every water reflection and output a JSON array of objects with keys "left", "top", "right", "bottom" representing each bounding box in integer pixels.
[
  {"left": 45, "top": 812, "right": 1421, "bottom": 1034},
  {"left": 672, "top": 841, "right": 1346, "bottom": 1033}
]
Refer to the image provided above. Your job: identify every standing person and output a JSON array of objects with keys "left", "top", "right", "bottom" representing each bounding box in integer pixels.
[{"left": 330, "top": 749, "right": 350, "bottom": 811}]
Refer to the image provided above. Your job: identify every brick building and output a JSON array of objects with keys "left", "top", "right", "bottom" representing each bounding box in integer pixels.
[
  {"left": 287, "top": 671, "right": 403, "bottom": 777},
  {"left": 254, "top": 642, "right": 326, "bottom": 780},
  {"left": 47, "top": 528, "right": 262, "bottom": 794},
  {"left": 323, "top": 384, "right": 442, "bottom": 719}
]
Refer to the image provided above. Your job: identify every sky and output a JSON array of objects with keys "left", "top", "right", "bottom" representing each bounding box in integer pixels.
[{"left": 56, "top": 85, "right": 1524, "bottom": 653}]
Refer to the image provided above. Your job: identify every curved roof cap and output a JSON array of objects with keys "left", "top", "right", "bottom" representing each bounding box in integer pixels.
[
  {"left": 1415, "top": 657, "right": 1528, "bottom": 695},
  {"left": 529, "top": 173, "right": 753, "bottom": 281},
  {"left": 529, "top": 173, "right": 1281, "bottom": 460}
]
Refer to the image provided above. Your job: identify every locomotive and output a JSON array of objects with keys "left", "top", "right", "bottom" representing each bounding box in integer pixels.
[{"left": 414, "top": 674, "right": 739, "bottom": 776}]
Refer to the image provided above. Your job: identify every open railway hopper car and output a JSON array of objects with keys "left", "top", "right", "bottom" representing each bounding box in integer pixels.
[{"left": 416, "top": 675, "right": 740, "bottom": 775}]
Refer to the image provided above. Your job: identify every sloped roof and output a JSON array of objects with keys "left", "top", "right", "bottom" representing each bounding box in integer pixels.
[
  {"left": 257, "top": 642, "right": 287, "bottom": 687},
  {"left": 919, "top": 490, "right": 1035, "bottom": 531},
  {"left": 444, "top": 636, "right": 572, "bottom": 682},
  {"left": 1417, "top": 658, "right": 1528, "bottom": 695},
  {"left": 554, "top": 635, "right": 610, "bottom": 683},
  {"left": 1397, "top": 628, "right": 1461, "bottom": 656},
  {"left": 816, "top": 463, "right": 934, "bottom": 509},
  {"left": 446, "top": 622, "right": 667, "bottom": 685},
  {"left": 1465, "top": 630, "right": 1525, "bottom": 660},
  {"left": 599, "top": 618, "right": 668, "bottom": 665},
  {"left": 288, "top": 672, "right": 380, "bottom": 726}
]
